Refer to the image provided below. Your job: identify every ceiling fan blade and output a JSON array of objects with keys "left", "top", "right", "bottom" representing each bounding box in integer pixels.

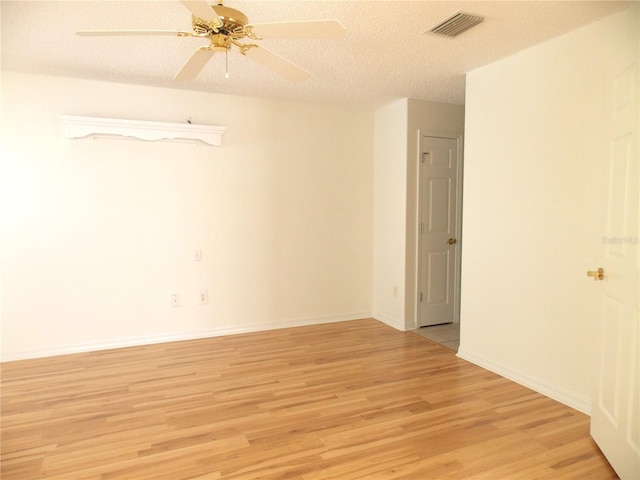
[
  {"left": 247, "top": 20, "right": 346, "bottom": 39},
  {"left": 179, "top": 0, "right": 222, "bottom": 26},
  {"left": 243, "top": 45, "right": 310, "bottom": 82},
  {"left": 174, "top": 46, "right": 215, "bottom": 80},
  {"left": 77, "top": 30, "right": 190, "bottom": 37}
]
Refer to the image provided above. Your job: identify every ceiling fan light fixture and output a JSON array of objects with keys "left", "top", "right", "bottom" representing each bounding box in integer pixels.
[{"left": 209, "top": 33, "right": 231, "bottom": 52}]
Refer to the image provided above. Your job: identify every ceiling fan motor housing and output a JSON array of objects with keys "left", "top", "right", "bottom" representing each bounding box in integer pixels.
[{"left": 192, "top": 5, "right": 248, "bottom": 38}]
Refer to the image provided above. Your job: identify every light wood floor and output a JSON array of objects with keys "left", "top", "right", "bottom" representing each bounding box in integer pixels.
[{"left": 1, "top": 319, "right": 617, "bottom": 479}]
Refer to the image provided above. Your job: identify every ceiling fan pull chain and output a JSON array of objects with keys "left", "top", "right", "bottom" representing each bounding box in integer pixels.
[{"left": 225, "top": 49, "right": 229, "bottom": 79}]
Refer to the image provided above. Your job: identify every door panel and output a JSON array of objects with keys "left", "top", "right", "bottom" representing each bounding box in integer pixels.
[
  {"left": 418, "top": 137, "right": 460, "bottom": 327},
  {"left": 428, "top": 178, "right": 451, "bottom": 233},
  {"left": 426, "top": 250, "right": 450, "bottom": 306},
  {"left": 590, "top": 22, "right": 639, "bottom": 478},
  {"left": 598, "top": 296, "right": 624, "bottom": 423}
]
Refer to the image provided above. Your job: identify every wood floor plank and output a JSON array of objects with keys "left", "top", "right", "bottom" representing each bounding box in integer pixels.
[{"left": 1, "top": 318, "right": 617, "bottom": 479}]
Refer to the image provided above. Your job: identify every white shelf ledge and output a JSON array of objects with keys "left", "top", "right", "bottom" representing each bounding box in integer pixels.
[{"left": 59, "top": 115, "right": 227, "bottom": 146}]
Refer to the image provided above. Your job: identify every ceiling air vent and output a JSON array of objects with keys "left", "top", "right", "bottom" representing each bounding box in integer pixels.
[{"left": 427, "top": 12, "right": 484, "bottom": 38}]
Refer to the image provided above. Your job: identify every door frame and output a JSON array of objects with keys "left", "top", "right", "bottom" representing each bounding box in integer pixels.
[{"left": 415, "top": 133, "right": 464, "bottom": 329}]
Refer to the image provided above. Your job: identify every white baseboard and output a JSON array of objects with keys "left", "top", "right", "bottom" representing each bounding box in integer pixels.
[
  {"left": 373, "top": 313, "right": 406, "bottom": 331},
  {"left": 456, "top": 346, "right": 591, "bottom": 415},
  {"left": 1, "top": 312, "right": 372, "bottom": 362}
]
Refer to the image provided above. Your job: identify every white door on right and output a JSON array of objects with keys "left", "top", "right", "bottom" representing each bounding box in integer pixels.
[
  {"left": 590, "top": 8, "right": 639, "bottom": 479},
  {"left": 418, "top": 136, "right": 460, "bottom": 327}
]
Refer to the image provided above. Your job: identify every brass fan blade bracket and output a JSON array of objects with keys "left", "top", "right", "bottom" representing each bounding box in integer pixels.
[
  {"left": 243, "top": 25, "right": 262, "bottom": 41},
  {"left": 177, "top": 31, "right": 208, "bottom": 38},
  {"left": 236, "top": 42, "right": 258, "bottom": 56},
  {"left": 192, "top": 17, "right": 222, "bottom": 36}
]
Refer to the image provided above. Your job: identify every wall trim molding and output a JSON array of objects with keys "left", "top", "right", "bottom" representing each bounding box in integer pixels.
[
  {"left": 373, "top": 313, "right": 406, "bottom": 331},
  {"left": 59, "top": 115, "right": 227, "bottom": 146},
  {"left": 1, "top": 312, "right": 372, "bottom": 362},
  {"left": 457, "top": 347, "right": 591, "bottom": 415}
]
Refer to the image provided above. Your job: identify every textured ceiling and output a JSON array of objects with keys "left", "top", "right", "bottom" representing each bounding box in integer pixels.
[{"left": 0, "top": 0, "right": 631, "bottom": 108}]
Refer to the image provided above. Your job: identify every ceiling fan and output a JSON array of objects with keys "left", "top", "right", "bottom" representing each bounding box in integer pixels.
[{"left": 77, "top": 0, "right": 346, "bottom": 82}]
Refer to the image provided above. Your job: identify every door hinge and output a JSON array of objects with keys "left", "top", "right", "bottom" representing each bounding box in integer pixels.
[
  {"left": 421, "top": 223, "right": 425, "bottom": 234},
  {"left": 420, "top": 292, "right": 423, "bottom": 302},
  {"left": 422, "top": 153, "right": 429, "bottom": 163}
]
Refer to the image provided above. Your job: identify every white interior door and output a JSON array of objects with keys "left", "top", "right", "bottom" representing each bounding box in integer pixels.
[
  {"left": 418, "top": 136, "right": 461, "bottom": 327},
  {"left": 590, "top": 18, "right": 639, "bottom": 479}
]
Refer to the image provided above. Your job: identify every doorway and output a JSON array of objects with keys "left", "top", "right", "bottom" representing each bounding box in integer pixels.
[{"left": 416, "top": 135, "right": 463, "bottom": 348}]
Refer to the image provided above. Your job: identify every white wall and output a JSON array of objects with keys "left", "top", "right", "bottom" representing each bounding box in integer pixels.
[
  {"left": 459, "top": 4, "right": 639, "bottom": 413},
  {"left": 372, "top": 98, "right": 464, "bottom": 330},
  {"left": 372, "top": 99, "right": 408, "bottom": 329},
  {"left": 0, "top": 73, "right": 373, "bottom": 360}
]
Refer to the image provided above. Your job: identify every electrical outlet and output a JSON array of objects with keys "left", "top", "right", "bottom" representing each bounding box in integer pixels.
[
  {"left": 171, "top": 294, "right": 181, "bottom": 307},
  {"left": 194, "top": 249, "right": 202, "bottom": 262},
  {"left": 393, "top": 286, "right": 398, "bottom": 297},
  {"left": 198, "top": 290, "right": 208, "bottom": 305}
]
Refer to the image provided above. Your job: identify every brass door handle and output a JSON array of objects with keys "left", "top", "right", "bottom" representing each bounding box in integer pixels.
[
  {"left": 448, "top": 238, "right": 457, "bottom": 245},
  {"left": 587, "top": 268, "right": 604, "bottom": 281}
]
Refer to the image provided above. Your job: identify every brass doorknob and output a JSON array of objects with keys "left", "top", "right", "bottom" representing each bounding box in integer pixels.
[
  {"left": 587, "top": 268, "right": 604, "bottom": 281},
  {"left": 448, "top": 238, "right": 457, "bottom": 245}
]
